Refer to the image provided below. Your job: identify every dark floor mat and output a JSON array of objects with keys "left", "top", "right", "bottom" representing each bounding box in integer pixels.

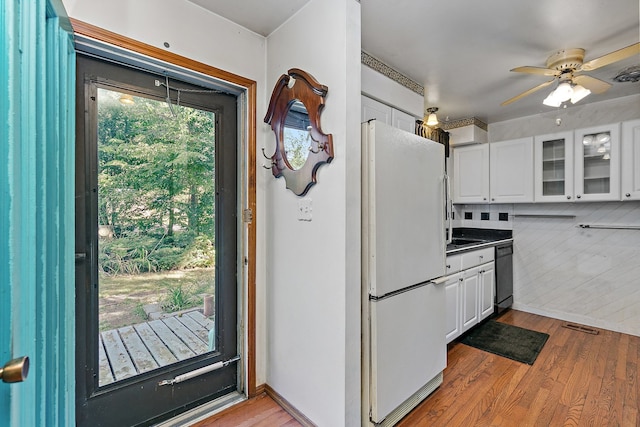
[{"left": 460, "top": 320, "right": 549, "bottom": 365}]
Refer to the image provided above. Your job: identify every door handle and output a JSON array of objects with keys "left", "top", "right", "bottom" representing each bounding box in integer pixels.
[{"left": 1, "top": 356, "right": 29, "bottom": 383}]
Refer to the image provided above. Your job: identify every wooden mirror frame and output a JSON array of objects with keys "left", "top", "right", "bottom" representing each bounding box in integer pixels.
[{"left": 264, "top": 68, "right": 333, "bottom": 196}]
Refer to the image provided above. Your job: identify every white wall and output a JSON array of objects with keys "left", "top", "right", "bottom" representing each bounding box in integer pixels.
[
  {"left": 62, "top": 0, "right": 271, "bottom": 390},
  {"left": 265, "top": 1, "right": 362, "bottom": 425},
  {"left": 489, "top": 94, "right": 640, "bottom": 142},
  {"left": 467, "top": 94, "right": 640, "bottom": 337},
  {"left": 511, "top": 201, "right": 640, "bottom": 337}
]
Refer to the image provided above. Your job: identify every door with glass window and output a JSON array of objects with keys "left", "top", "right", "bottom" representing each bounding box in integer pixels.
[{"left": 75, "top": 54, "right": 239, "bottom": 426}]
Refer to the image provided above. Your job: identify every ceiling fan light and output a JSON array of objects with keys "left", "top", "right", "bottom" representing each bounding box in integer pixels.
[
  {"left": 543, "top": 92, "right": 562, "bottom": 107},
  {"left": 554, "top": 82, "right": 573, "bottom": 102},
  {"left": 570, "top": 84, "right": 591, "bottom": 104}
]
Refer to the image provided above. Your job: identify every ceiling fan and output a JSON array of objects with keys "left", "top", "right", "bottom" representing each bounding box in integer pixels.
[{"left": 501, "top": 42, "right": 640, "bottom": 107}]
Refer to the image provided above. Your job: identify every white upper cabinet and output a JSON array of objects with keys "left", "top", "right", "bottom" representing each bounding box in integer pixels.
[
  {"left": 574, "top": 123, "right": 620, "bottom": 201},
  {"left": 361, "top": 95, "right": 417, "bottom": 133},
  {"left": 452, "top": 144, "right": 490, "bottom": 204},
  {"left": 391, "top": 108, "right": 416, "bottom": 134},
  {"left": 534, "top": 131, "right": 575, "bottom": 202},
  {"left": 362, "top": 95, "right": 392, "bottom": 125},
  {"left": 489, "top": 137, "right": 534, "bottom": 203},
  {"left": 621, "top": 119, "right": 640, "bottom": 201}
]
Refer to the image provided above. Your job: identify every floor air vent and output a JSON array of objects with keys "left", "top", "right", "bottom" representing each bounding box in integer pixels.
[{"left": 562, "top": 323, "right": 599, "bottom": 335}]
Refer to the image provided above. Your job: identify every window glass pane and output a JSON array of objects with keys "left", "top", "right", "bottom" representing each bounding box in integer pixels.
[{"left": 97, "top": 88, "right": 216, "bottom": 386}]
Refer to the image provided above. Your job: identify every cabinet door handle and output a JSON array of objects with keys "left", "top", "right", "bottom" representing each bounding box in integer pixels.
[
  {"left": 576, "top": 195, "right": 581, "bottom": 199},
  {"left": 567, "top": 195, "right": 571, "bottom": 200},
  {"left": 446, "top": 264, "right": 451, "bottom": 269},
  {"left": 626, "top": 193, "right": 631, "bottom": 198}
]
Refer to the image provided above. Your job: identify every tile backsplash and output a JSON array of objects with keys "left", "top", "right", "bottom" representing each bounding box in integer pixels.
[
  {"left": 454, "top": 201, "right": 640, "bottom": 337},
  {"left": 452, "top": 204, "right": 514, "bottom": 230}
]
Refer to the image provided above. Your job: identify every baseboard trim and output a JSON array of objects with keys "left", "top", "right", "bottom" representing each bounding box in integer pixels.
[
  {"left": 264, "top": 384, "right": 316, "bottom": 427},
  {"left": 511, "top": 303, "right": 640, "bottom": 337},
  {"left": 253, "top": 383, "right": 266, "bottom": 397}
]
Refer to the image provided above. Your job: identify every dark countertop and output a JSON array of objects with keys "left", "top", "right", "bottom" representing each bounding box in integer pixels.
[{"left": 446, "top": 228, "right": 513, "bottom": 255}]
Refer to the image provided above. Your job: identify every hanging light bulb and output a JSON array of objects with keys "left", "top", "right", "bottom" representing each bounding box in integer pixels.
[{"left": 425, "top": 107, "right": 439, "bottom": 127}]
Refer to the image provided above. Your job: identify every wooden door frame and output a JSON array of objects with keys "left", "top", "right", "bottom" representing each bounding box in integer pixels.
[{"left": 70, "top": 19, "right": 258, "bottom": 398}]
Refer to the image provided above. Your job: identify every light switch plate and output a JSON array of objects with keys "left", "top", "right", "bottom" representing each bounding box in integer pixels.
[{"left": 298, "top": 198, "right": 312, "bottom": 221}]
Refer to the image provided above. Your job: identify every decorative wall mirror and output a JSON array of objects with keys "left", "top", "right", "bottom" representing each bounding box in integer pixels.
[{"left": 264, "top": 68, "right": 333, "bottom": 196}]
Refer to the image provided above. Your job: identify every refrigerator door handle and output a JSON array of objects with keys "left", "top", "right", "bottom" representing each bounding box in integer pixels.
[
  {"left": 431, "top": 275, "right": 450, "bottom": 286},
  {"left": 444, "top": 174, "right": 452, "bottom": 244}
]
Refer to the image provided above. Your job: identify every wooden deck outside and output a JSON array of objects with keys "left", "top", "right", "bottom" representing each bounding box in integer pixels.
[{"left": 99, "top": 310, "right": 214, "bottom": 386}]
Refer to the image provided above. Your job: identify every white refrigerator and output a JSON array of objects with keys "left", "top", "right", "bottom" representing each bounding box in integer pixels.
[{"left": 362, "top": 120, "right": 447, "bottom": 426}]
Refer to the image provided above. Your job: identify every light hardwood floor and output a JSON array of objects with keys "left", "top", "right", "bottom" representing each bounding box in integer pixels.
[
  {"left": 196, "top": 310, "right": 639, "bottom": 426},
  {"left": 398, "top": 310, "right": 639, "bottom": 426},
  {"left": 191, "top": 393, "right": 302, "bottom": 427}
]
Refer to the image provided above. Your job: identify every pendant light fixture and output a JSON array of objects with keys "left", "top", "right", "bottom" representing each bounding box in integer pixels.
[{"left": 425, "top": 107, "right": 439, "bottom": 127}]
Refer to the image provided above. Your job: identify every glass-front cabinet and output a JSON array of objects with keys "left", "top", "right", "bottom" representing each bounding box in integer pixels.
[
  {"left": 574, "top": 124, "right": 620, "bottom": 201},
  {"left": 534, "top": 131, "right": 574, "bottom": 202}
]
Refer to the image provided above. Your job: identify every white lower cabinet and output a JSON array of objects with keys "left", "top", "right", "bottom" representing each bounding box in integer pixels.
[
  {"left": 460, "top": 268, "right": 480, "bottom": 333},
  {"left": 479, "top": 263, "right": 495, "bottom": 320},
  {"left": 444, "top": 272, "right": 462, "bottom": 343},
  {"left": 446, "top": 247, "right": 495, "bottom": 343}
]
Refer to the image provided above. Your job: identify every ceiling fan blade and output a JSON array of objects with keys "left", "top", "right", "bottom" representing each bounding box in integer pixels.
[
  {"left": 501, "top": 79, "right": 555, "bottom": 106},
  {"left": 510, "top": 66, "right": 560, "bottom": 76},
  {"left": 580, "top": 42, "right": 640, "bottom": 72},
  {"left": 573, "top": 74, "right": 612, "bottom": 94}
]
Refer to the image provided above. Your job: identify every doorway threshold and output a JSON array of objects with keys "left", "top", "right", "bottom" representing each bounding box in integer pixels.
[{"left": 153, "top": 392, "right": 246, "bottom": 427}]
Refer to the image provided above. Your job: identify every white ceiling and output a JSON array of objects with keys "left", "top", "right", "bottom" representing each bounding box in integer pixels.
[
  {"left": 189, "top": 0, "right": 640, "bottom": 124},
  {"left": 187, "top": 0, "right": 310, "bottom": 37}
]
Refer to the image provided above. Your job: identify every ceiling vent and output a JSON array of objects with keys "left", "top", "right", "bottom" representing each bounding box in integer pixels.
[{"left": 613, "top": 65, "right": 640, "bottom": 83}]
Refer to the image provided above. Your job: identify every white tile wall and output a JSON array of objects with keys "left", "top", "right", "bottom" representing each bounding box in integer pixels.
[{"left": 453, "top": 201, "right": 640, "bottom": 337}]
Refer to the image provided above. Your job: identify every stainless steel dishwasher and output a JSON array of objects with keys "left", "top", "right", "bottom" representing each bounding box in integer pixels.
[{"left": 495, "top": 242, "right": 513, "bottom": 314}]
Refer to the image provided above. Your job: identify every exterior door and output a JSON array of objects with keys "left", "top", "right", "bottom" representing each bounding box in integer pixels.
[{"left": 75, "top": 54, "right": 239, "bottom": 426}]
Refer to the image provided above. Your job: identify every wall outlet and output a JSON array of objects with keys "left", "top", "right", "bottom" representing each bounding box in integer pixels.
[{"left": 298, "top": 198, "right": 312, "bottom": 221}]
